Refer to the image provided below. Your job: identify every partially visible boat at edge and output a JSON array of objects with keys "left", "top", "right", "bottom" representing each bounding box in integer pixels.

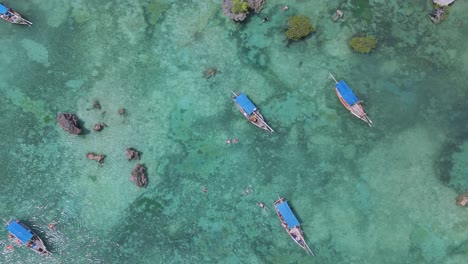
[
  {"left": 0, "top": 3, "right": 32, "bottom": 26},
  {"left": 231, "top": 91, "right": 274, "bottom": 133},
  {"left": 274, "top": 196, "right": 314, "bottom": 256},
  {"left": 329, "top": 72, "right": 372, "bottom": 126},
  {"left": 5, "top": 219, "right": 49, "bottom": 256}
]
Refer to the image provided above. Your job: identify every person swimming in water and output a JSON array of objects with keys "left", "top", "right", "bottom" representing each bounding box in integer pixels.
[
  {"left": 258, "top": 201, "right": 269, "bottom": 210},
  {"left": 261, "top": 17, "right": 269, "bottom": 22}
]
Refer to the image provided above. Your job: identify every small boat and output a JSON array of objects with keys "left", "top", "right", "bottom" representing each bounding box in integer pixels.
[
  {"left": 0, "top": 3, "right": 32, "bottom": 26},
  {"left": 329, "top": 73, "right": 372, "bottom": 126},
  {"left": 5, "top": 219, "right": 49, "bottom": 256},
  {"left": 231, "top": 91, "right": 274, "bottom": 133},
  {"left": 274, "top": 196, "right": 314, "bottom": 256}
]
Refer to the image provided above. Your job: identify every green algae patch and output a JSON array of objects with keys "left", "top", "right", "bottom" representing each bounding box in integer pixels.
[
  {"left": 21, "top": 39, "right": 50, "bottom": 67},
  {"left": 72, "top": 7, "right": 91, "bottom": 23},
  {"left": 286, "top": 15, "right": 315, "bottom": 41},
  {"left": 351, "top": 0, "right": 372, "bottom": 22},
  {"left": 349, "top": 35, "right": 378, "bottom": 53},
  {"left": 145, "top": 1, "right": 168, "bottom": 25},
  {"left": 43, "top": 115, "right": 52, "bottom": 123},
  {"left": 448, "top": 141, "right": 468, "bottom": 191},
  {"left": 232, "top": 0, "right": 250, "bottom": 14},
  {"left": 1, "top": 86, "right": 52, "bottom": 126}
]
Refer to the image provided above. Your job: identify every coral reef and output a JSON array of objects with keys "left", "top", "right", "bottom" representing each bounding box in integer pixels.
[
  {"left": 286, "top": 15, "right": 315, "bottom": 41},
  {"left": 349, "top": 36, "right": 378, "bottom": 53},
  {"left": 130, "top": 163, "right": 148, "bottom": 187},
  {"left": 57, "top": 113, "right": 82, "bottom": 135}
]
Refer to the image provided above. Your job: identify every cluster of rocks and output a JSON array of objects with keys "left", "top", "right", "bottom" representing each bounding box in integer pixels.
[
  {"left": 126, "top": 147, "right": 148, "bottom": 188},
  {"left": 222, "top": 0, "right": 265, "bottom": 22},
  {"left": 57, "top": 100, "right": 148, "bottom": 188}
]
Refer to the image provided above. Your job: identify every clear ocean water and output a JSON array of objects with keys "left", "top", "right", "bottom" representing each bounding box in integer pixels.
[{"left": 1, "top": 0, "right": 467, "bottom": 263}]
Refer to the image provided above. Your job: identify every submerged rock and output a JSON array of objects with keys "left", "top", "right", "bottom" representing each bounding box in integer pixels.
[
  {"left": 86, "top": 152, "right": 106, "bottom": 163},
  {"left": 93, "top": 100, "right": 101, "bottom": 110},
  {"left": 130, "top": 163, "right": 148, "bottom": 187},
  {"left": 203, "top": 68, "right": 218, "bottom": 79},
  {"left": 57, "top": 113, "right": 81, "bottom": 135},
  {"left": 126, "top": 148, "right": 140, "bottom": 160},
  {"left": 118, "top": 108, "right": 126, "bottom": 116}
]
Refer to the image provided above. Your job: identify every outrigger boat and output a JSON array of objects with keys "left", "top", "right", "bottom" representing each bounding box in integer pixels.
[
  {"left": 274, "top": 196, "right": 314, "bottom": 256},
  {"left": 5, "top": 219, "right": 49, "bottom": 256},
  {"left": 329, "top": 73, "right": 372, "bottom": 126},
  {"left": 0, "top": 3, "right": 32, "bottom": 26},
  {"left": 231, "top": 91, "right": 274, "bottom": 133}
]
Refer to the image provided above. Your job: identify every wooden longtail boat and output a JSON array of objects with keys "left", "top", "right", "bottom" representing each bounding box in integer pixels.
[
  {"left": 329, "top": 73, "right": 372, "bottom": 126},
  {"left": 5, "top": 220, "right": 49, "bottom": 256},
  {"left": 274, "top": 196, "right": 314, "bottom": 256},
  {"left": 0, "top": 3, "right": 32, "bottom": 26},
  {"left": 231, "top": 91, "right": 274, "bottom": 133}
]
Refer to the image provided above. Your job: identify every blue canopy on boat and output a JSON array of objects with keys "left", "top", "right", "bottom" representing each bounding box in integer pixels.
[
  {"left": 6, "top": 221, "right": 33, "bottom": 244},
  {"left": 0, "top": 4, "right": 8, "bottom": 15},
  {"left": 234, "top": 93, "right": 256, "bottom": 115},
  {"left": 276, "top": 201, "right": 300, "bottom": 229},
  {"left": 336, "top": 80, "right": 359, "bottom": 105}
]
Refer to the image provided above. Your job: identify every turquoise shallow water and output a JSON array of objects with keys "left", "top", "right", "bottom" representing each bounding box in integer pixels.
[{"left": 1, "top": 0, "right": 468, "bottom": 263}]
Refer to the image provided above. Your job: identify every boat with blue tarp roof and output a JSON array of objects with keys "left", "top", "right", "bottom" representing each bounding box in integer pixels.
[
  {"left": 274, "top": 196, "right": 314, "bottom": 255},
  {"left": 0, "top": 3, "right": 32, "bottom": 26},
  {"left": 231, "top": 91, "right": 274, "bottom": 133},
  {"left": 5, "top": 219, "right": 49, "bottom": 256},
  {"left": 329, "top": 73, "right": 372, "bottom": 126}
]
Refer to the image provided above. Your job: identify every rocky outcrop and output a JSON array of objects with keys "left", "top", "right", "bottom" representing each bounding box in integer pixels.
[
  {"left": 248, "top": 0, "right": 265, "bottom": 13},
  {"left": 130, "top": 163, "right": 148, "bottom": 187},
  {"left": 222, "top": 0, "right": 265, "bottom": 22},
  {"left": 456, "top": 193, "right": 468, "bottom": 206},
  {"left": 57, "top": 113, "right": 81, "bottom": 135},
  {"left": 332, "top": 10, "right": 344, "bottom": 22},
  {"left": 126, "top": 148, "right": 140, "bottom": 160},
  {"left": 86, "top": 152, "right": 106, "bottom": 163},
  {"left": 94, "top": 123, "right": 106, "bottom": 132}
]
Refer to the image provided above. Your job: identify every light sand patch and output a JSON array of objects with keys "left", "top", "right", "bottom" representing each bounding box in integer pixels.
[{"left": 21, "top": 39, "right": 50, "bottom": 67}]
